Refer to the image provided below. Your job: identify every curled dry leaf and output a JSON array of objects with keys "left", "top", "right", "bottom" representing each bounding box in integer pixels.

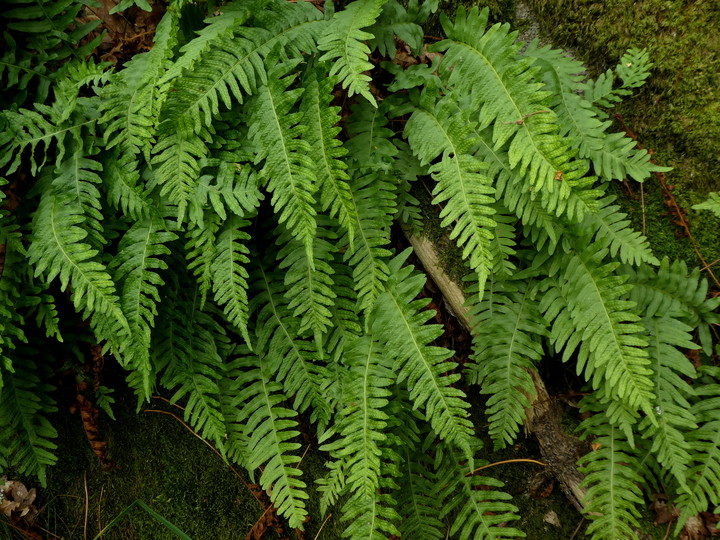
[
  {"left": 0, "top": 477, "right": 38, "bottom": 519},
  {"left": 650, "top": 493, "right": 679, "bottom": 525}
]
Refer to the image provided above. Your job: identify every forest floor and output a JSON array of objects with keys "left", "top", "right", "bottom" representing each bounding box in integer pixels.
[{"left": 3, "top": 0, "right": 719, "bottom": 539}]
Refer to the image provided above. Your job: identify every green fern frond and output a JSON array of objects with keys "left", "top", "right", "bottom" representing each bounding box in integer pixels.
[
  {"left": 372, "top": 250, "right": 474, "bottom": 457},
  {"left": 579, "top": 194, "right": 658, "bottom": 266},
  {"left": 693, "top": 191, "right": 720, "bottom": 218},
  {"left": 584, "top": 48, "right": 652, "bottom": 109},
  {"left": 321, "top": 335, "right": 395, "bottom": 531},
  {"left": 341, "top": 477, "right": 401, "bottom": 539},
  {"left": 342, "top": 171, "right": 395, "bottom": 317},
  {"left": 232, "top": 353, "right": 309, "bottom": 529},
  {"left": 0, "top": 356, "right": 58, "bottom": 487},
  {"left": 185, "top": 212, "right": 221, "bottom": 306},
  {"left": 435, "top": 440, "right": 523, "bottom": 539},
  {"left": 112, "top": 216, "right": 177, "bottom": 399},
  {"left": 158, "top": 286, "right": 229, "bottom": 451},
  {"left": 344, "top": 97, "right": 398, "bottom": 171},
  {"left": 252, "top": 263, "right": 333, "bottom": 431},
  {"left": 434, "top": 6, "right": 582, "bottom": 198},
  {"left": 675, "top": 366, "right": 720, "bottom": 532},
  {"left": 51, "top": 146, "right": 106, "bottom": 249},
  {"left": 101, "top": 11, "right": 177, "bottom": 161},
  {"left": 277, "top": 220, "right": 337, "bottom": 347},
  {"left": 318, "top": 0, "right": 388, "bottom": 106},
  {"left": 638, "top": 315, "right": 698, "bottom": 489},
  {"left": 622, "top": 257, "right": 720, "bottom": 354},
  {"left": 578, "top": 397, "right": 644, "bottom": 540},
  {"left": 300, "top": 66, "right": 357, "bottom": 243},
  {"left": 150, "top": 128, "right": 209, "bottom": 222},
  {"left": 210, "top": 216, "right": 251, "bottom": 344},
  {"left": 248, "top": 58, "right": 318, "bottom": 261},
  {"left": 540, "top": 244, "right": 655, "bottom": 415},
  {"left": 404, "top": 94, "right": 496, "bottom": 291},
  {"left": 368, "top": 0, "right": 426, "bottom": 57},
  {"left": 27, "top": 191, "right": 129, "bottom": 353},
  {"left": 467, "top": 279, "right": 547, "bottom": 449}
]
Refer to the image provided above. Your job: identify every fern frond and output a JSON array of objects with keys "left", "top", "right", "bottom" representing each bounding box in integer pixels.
[
  {"left": 150, "top": 127, "right": 209, "bottom": 222},
  {"left": 321, "top": 335, "right": 394, "bottom": 517},
  {"left": 342, "top": 171, "right": 395, "bottom": 317},
  {"left": 372, "top": 250, "right": 474, "bottom": 457},
  {"left": 300, "top": 66, "right": 356, "bottom": 243},
  {"left": 578, "top": 397, "right": 644, "bottom": 540},
  {"left": 435, "top": 440, "right": 523, "bottom": 539},
  {"left": 467, "top": 279, "right": 547, "bottom": 449},
  {"left": 318, "top": 0, "right": 389, "bottom": 106},
  {"left": 277, "top": 219, "right": 337, "bottom": 347},
  {"left": 638, "top": 315, "right": 698, "bottom": 489},
  {"left": 100, "top": 11, "right": 177, "bottom": 161},
  {"left": 158, "top": 286, "right": 229, "bottom": 451},
  {"left": 622, "top": 257, "right": 720, "bottom": 354},
  {"left": 540, "top": 244, "right": 654, "bottom": 415},
  {"left": 103, "top": 150, "right": 153, "bottom": 220},
  {"left": 51, "top": 146, "right": 106, "bottom": 249},
  {"left": 211, "top": 216, "right": 251, "bottom": 344},
  {"left": 248, "top": 58, "right": 318, "bottom": 261},
  {"left": 579, "top": 194, "right": 658, "bottom": 266},
  {"left": 232, "top": 354, "right": 309, "bottom": 529},
  {"left": 675, "top": 366, "right": 720, "bottom": 532},
  {"left": 341, "top": 476, "right": 401, "bottom": 539},
  {"left": 27, "top": 191, "right": 129, "bottom": 353},
  {"left": 368, "top": 0, "right": 425, "bottom": 57},
  {"left": 404, "top": 94, "right": 496, "bottom": 291},
  {"left": 0, "top": 356, "right": 57, "bottom": 487},
  {"left": 583, "top": 48, "right": 652, "bottom": 109},
  {"left": 693, "top": 192, "right": 720, "bottom": 218},
  {"left": 112, "top": 216, "right": 177, "bottom": 398},
  {"left": 434, "top": 6, "right": 583, "bottom": 198},
  {"left": 252, "top": 263, "right": 333, "bottom": 431}
]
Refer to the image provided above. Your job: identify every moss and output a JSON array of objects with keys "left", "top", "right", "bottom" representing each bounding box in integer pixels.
[{"left": 35, "top": 376, "right": 347, "bottom": 540}]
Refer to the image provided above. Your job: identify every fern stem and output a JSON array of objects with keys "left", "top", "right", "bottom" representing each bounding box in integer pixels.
[{"left": 466, "top": 458, "right": 547, "bottom": 476}]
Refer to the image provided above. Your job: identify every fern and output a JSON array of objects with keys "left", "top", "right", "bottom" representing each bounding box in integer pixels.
[
  {"left": 318, "top": 0, "right": 388, "bottom": 105},
  {"left": 466, "top": 279, "right": 547, "bottom": 449},
  {"left": 578, "top": 396, "right": 645, "bottom": 540},
  {"left": 232, "top": 354, "right": 309, "bottom": 529},
  {"left": 2, "top": 2, "right": 719, "bottom": 538},
  {"left": 693, "top": 191, "right": 720, "bottom": 218}
]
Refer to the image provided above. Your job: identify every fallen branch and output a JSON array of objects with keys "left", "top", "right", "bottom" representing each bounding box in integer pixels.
[{"left": 403, "top": 227, "right": 589, "bottom": 512}]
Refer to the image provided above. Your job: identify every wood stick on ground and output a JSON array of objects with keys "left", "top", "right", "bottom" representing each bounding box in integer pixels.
[{"left": 403, "top": 228, "right": 588, "bottom": 512}]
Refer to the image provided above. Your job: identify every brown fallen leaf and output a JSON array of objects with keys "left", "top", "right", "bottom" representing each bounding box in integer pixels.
[
  {"left": 682, "top": 515, "right": 709, "bottom": 540},
  {"left": 1, "top": 477, "right": 38, "bottom": 519},
  {"left": 650, "top": 493, "right": 679, "bottom": 525}
]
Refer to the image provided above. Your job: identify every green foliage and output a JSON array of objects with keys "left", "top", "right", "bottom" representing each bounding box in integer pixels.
[{"left": 1, "top": 1, "right": 718, "bottom": 538}]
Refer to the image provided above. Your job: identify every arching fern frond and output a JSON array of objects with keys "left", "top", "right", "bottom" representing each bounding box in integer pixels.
[
  {"left": 622, "top": 257, "right": 720, "bottom": 354},
  {"left": 248, "top": 58, "right": 318, "bottom": 262},
  {"left": 540, "top": 244, "right": 654, "bottom": 415},
  {"left": 342, "top": 171, "right": 395, "bottom": 317},
  {"left": 318, "top": 0, "right": 389, "bottom": 106},
  {"left": 433, "top": 6, "right": 583, "bottom": 198},
  {"left": 674, "top": 366, "right": 720, "bottom": 533},
  {"left": 404, "top": 94, "right": 496, "bottom": 292},
  {"left": 252, "top": 262, "right": 332, "bottom": 431},
  {"left": 27, "top": 191, "right": 129, "bottom": 354},
  {"left": 466, "top": 279, "right": 547, "bottom": 449},
  {"left": 112, "top": 216, "right": 177, "bottom": 399},
  {"left": 372, "top": 250, "right": 474, "bottom": 458},
  {"left": 638, "top": 315, "right": 698, "bottom": 490},
  {"left": 321, "top": 335, "right": 394, "bottom": 524},
  {"left": 578, "top": 397, "right": 644, "bottom": 540},
  {"left": 277, "top": 219, "right": 337, "bottom": 348},
  {"left": 232, "top": 354, "right": 309, "bottom": 529},
  {"left": 0, "top": 355, "right": 57, "bottom": 487},
  {"left": 300, "top": 66, "right": 356, "bottom": 244},
  {"left": 435, "top": 439, "right": 523, "bottom": 539}
]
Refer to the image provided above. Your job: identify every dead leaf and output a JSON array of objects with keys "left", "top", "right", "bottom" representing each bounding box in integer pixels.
[
  {"left": 650, "top": 493, "right": 679, "bottom": 525},
  {"left": 682, "top": 515, "right": 709, "bottom": 540}
]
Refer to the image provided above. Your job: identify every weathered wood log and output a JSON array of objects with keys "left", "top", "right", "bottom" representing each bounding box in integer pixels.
[{"left": 403, "top": 228, "right": 589, "bottom": 512}]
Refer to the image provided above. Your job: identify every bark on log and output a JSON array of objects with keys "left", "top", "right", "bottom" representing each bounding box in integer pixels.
[{"left": 404, "top": 228, "right": 589, "bottom": 512}]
